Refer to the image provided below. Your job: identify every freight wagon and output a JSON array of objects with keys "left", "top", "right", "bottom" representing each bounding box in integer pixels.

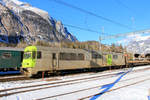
[{"left": 0, "top": 47, "right": 23, "bottom": 74}]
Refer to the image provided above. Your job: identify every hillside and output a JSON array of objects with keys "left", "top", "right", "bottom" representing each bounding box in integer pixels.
[
  {"left": 0, "top": 0, "right": 77, "bottom": 44},
  {"left": 127, "top": 35, "right": 150, "bottom": 54}
]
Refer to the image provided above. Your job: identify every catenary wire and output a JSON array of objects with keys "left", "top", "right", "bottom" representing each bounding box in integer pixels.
[{"left": 50, "top": 0, "right": 132, "bottom": 30}]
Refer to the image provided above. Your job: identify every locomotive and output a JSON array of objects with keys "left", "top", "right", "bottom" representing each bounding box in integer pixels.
[{"left": 21, "top": 46, "right": 126, "bottom": 77}]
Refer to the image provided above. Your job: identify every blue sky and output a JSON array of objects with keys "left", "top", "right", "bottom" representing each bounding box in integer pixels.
[{"left": 20, "top": 0, "right": 150, "bottom": 44}]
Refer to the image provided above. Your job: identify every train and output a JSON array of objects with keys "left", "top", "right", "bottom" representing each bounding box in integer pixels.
[
  {"left": 0, "top": 47, "right": 23, "bottom": 75},
  {"left": 0, "top": 45, "right": 150, "bottom": 77},
  {"left": 21, "top": 46, "right": 150, "bottom": 77}
]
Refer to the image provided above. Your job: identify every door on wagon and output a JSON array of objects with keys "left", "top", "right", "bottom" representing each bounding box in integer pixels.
[{"left": 52, "top": 53, "right": 58, "bottom": 72}]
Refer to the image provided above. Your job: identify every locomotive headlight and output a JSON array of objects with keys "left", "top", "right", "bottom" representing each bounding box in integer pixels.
[{"left": 23, "top": 62, "right": 30, "bottom": 66}]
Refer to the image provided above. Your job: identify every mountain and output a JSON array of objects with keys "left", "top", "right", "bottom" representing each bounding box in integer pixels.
[
  {"left": 0, "top": 0, "right": 77, "bottom": 44},
  {"left": 127, "top": 36, "right": 150, "bottom": 54}
]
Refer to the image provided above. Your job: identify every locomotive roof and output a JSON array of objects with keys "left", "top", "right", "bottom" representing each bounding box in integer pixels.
[
  {"left": 34, "top": 46, "right": 124, "bottom": 54},
  {"left": 0, "top": 47, "right": 24, "bottom": 51},
  {"left": 35, "top": 46, "right": 90, "bottom": 53},
  {"left": 85, "top": 49, "right": 123, "bottom": 55}
]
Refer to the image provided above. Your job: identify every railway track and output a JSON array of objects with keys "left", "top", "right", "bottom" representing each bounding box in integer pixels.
[
  {"left": 79, "top": 77, "right": 150, "bottom": 100},
  {"left": 35, "top": 73, "right": 150, "bottom": 100},
  {"left": 0, "top": 65, "right": 149, "bottom": 83},
  {"left": 0, "top": 75, "right": 31, "bottom": 82},
  {"left": 0, "top": 70, "right": 118, "bottom": 83},
  {"left": 0, "top": 65, "right": 148, "bottom": 83},
  {"left": 0, "top": 66, "right": 150, "bottom": 98},
  {"left": 0, "top": 72, "right": 119, "bottom": 96}
]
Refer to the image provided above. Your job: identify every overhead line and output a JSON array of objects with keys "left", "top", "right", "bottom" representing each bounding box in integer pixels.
[
  {"left": 64, "top": 24, "right": 110, "bottom": 36},
  {"left": 114, "top": 0, "right": 135, "bottom": 14},
  {"left": 101, "top": 28, "right": 150, "bottom": 40},
  {"left": 64, "top": 24, "right": 100, "bottom": 34},
  {"left": 50, "top": 0, "right": 132, "bottom": 30}
]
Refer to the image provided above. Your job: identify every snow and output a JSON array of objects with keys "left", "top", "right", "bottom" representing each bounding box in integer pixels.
[
  {"left": 0, "top": 0, "right": 77, "bottom": 43},
  {"left": 95, "top": 80, "right": 150, "bottom": 100},
  {"left": 139, "top": 42, "right": 144, "bottom": 46},
  {"left": 10, "top": 0, "right": 23, "bottom": 5},
  {"left": 21, "top": 5, "right": 50, "bottom": 21},
  {"left": 1, "top": 0, "right": 50, "bottom": 22},
  {"left": 1, "top": 65, "right": 150, "bottom": 100},
  {"left": 145, "top": 48, "right": 150, "bottom": 52}
]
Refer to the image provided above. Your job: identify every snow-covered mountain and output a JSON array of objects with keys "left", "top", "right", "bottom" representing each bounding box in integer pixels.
[
  {"left": 126, "top": 35, "right": 150, "bottom": 54},
  {"left": 0, "top": 0, "right": 77, "bottom": 44}
]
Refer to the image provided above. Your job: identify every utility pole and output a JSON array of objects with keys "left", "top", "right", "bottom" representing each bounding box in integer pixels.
[
  {"left": 99, "top": 36, "right": 101, "bottom": 51},
  {"left": 100, "top": 27, "right": 104, "bottom": 65},
  {"left": 99, "top": 27, "right": 104, "bottom": 51}
]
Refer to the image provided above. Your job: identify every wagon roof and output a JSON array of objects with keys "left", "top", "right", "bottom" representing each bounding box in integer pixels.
[{"left": 0, "top": 47, "right": 24, "bottom": 51}]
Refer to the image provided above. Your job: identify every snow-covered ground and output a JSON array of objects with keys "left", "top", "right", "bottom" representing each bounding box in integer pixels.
[{"left": 1, "top": 65, "right": 150, "bottom": 100}]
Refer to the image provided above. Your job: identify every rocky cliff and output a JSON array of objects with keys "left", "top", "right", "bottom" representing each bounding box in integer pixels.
[
  {"left": 126, "top": 35, "right": 150, "bottom": 54},
  {"left": 0, "top": 0, "right": 77, "bottom": 44}
]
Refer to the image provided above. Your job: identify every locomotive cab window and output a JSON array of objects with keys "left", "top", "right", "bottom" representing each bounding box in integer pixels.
[
  {"left": 23, "top": 52, "right": 31, "bottom": 59},
  {"left": 37, "top": 51, "right": 42, "bottom": 59},
  {"left": 2, "top": 52, "right": 11, "bottom": 59},
  {"left": 108, "top": 55, "right": 111, "bottom": 58}
]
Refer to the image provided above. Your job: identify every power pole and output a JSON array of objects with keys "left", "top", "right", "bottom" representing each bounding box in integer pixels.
[
  {"left": 99, "top": 36, "right": 101, "bottom": 51},
  {"left": 100, "top": 27, "right": 104, "bottom": 66},
  {"left": 99, "top": 27, "right": 104, "bottom": 51}
]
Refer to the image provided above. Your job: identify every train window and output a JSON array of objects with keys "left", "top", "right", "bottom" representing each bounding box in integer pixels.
[
  {"left": 37, "top": 51, "right": 42, "bottom": 59},
  {"left": 113, "top": 55, "right": 118, "bottom": 59},
  {"left": 32, "top": 51, "right": 36, "bottom": 59},
  {"left": 70, "top": 53, "right": 76, "bottom": 60},
  {"left": 78, "top": 53, "right": 84, "bottom": 60},
  {"left": 59, "top": 53, "right": 64, "bottom": 60},
  {"left": 108, "top": 55, "right": 112, "bottom": 59},
  {"left": 59, "top": 53, "right": 66, "bottom": 60},
  {"left": 92, "top": 53, "right": 102, "bottom": 59},
  {"left": 59, "top": 53, "right": 84, "bottom": 60},
  {"left": 52, "top": 53, "right": 56, "bottom": 59},
  {"left": 97, "top": 54, "right": 102, "bottom": 59},
  {"left": 2, "top": 52, "right": 11, "bottom": 59}
]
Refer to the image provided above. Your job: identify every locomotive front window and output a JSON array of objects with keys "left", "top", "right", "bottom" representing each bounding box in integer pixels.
[{"left": 23, "top": 52, "right": 32, "bottom": 59}]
